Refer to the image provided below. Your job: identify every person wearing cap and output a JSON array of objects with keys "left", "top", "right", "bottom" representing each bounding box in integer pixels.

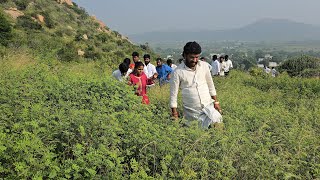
[{"left": 170, "top": 41, "right": 223, "bottom": 129}]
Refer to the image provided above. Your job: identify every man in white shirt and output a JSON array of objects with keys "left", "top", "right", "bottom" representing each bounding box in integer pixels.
[
  {"left": 167, "top": 59, "right": 178, "bottom": 70},
  {"left": 224, "top": 55, "right": 233, "bottom": 76},
  {"left": 211, "top": 55, "right": 220, "bottom": 76},
  {"left": 143, "top": 54, "right": 158, "bottom": 86},
  {"left": 170, "top": 41, "right": 223, "bottom": 129},
  {"left": 264, "top": 65, "right": 271, "bottom": 74},
  {"left": 271, "top": 67, "right": 278, "bottom": 77},
  {"left": 143, "top": 54, "right": 158, "bottom": 78},
  {"left": 200, "top": 57, "right": 212, "bottom": 71},
  {"left": 112, "top": 62, "right": 132, "bottom": 81}
]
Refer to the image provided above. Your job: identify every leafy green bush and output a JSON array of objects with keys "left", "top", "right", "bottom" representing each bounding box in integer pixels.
[
  {"left": 300, "top": 68, "right": 320, "bottom": 78},
  {"left": 70, "top": 2, "right": 88, "bottom": 18},
  {"left": 57, "top": 42, "right": 78, "bottom": 62},
  {"left": 42, "top": 12, "right": 55, "bottom": 28},
  {"left": 95, "top": 33, "right": 110, "bottom": 43},
  {"left": 16, "top": 15, "right": 42, "bottom": 30},
  {"left": 0, "top": 12, "right": 12, "bottom": 46},
  {"left": 279, "top": 55, "right": 320, "bottom": 77},
  {"left": 84, "top": 46, "right": 102, "bottom": 60},
  {"left": 14, "top": 0, "right": 30, "bottom": 10},
  {"left": 0, "top": 61, "right": 319, "bottom": 179}
]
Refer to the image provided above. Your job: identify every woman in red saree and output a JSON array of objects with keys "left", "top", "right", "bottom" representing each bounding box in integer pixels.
[{"left": 129, "top": 62, "right": 156, "bottom": 104}]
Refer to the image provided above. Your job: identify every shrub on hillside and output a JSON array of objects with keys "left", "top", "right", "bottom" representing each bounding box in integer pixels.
[
  {"left": 300, "top": 68, "right": 320, "bottom": 78},
  {"left": 42, "top": 12, "right": 55, "bottom": 29},
  {"left": 279, "top": 55, "right": 320, "bottom": 77},
  {"left": 84, "top": 46, "right": 102, "bottom": 60},
  {"left": 249, "top": 67, "right": 269, "bottom": 78},
  {"left": 57, "top": 42, "right": 78, "bottom": 62},
  {"left": 70, "top": 2, "right": 88, "bottom": 19},
  {"left": 0, "top": 12, "right": 12, "bottom": 46},
  {"left": 14, "top": 0, "right": 30, "bottom": 10},
  {"left": 16, "top": 15, "right": 42, "bottom": 30},
  {"left": 95, "top": 33, "right": 110, "bottom": 43}
]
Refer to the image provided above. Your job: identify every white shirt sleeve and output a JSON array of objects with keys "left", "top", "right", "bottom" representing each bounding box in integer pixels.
[
  {"left": 205, "top": 65, "right": 217, "bottom": 96},
  {"left": 169, "top": 70, "right": 180, "bottom": 108}
]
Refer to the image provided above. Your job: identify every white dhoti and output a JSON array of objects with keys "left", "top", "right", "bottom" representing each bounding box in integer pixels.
[{"left": 184, "top": 102, "right": 222, "bottom": 129}]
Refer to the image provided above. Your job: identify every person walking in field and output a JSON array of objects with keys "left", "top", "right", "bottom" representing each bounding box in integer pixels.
[
  {"left": 211, "top": 55, "right": 220, "bottom": 76},
  {"left": 143, "top": 54, "right": 158, "bottom": 86},
  {"left": 167, "top": 59, "right": 177, "bottom": 70},
  {"left": 128, "top": 61, "right": 154, "bottom": 104},
  {"left": 200, "top": 56, "right": 212, "bottom": 71},
  {"left": 112, "top": 62, "right": 131, "bottom": 81},
  {"left": 131, "top": 52, "right": 149, "bottom": 77},
  {"left": 219, "top": 55, "right": 227, "bottom": 76},
  {"left": 156, "top": 57, "right": 172, "bottom": 86},
  {"left": 170, "top": 41, "right": 223, "bottom": 129},
  {"left": 224, "top": 55, "right": 233, "bottom": 76}
]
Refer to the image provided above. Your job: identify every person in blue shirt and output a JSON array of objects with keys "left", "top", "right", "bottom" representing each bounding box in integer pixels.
[{"left": 156, "top": 57, "right": 172, "bottom": 86}]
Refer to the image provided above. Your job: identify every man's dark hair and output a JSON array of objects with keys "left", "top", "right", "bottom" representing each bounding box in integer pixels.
[
  {"left": 167, "top": 59, "right": 173, "bottom": 65},
  {"left": 119, "top": 63, "right": 129, "bottom": 74},
  {"left": 156, "top": 57, "right": 162, "bottom": 62},
  {"left": 183, "top": 41, "right": 201, "bottom": 55},
  {"left": 123, "top": 58, "right": 131, "bottom": 66},
  {"left": 143, "top": 54, "right": 150, "bottom": 59},
  {"left": 225, "top": 55, "right": 229, "bottom": 60},
  {"left": 134, "top": 61, "right": 144, "bottom": 69},
  {"left": 212, "top": 55, "right": 217, "bottom": 60},
  {"left": 132, "top": 51, "right": 139, "bottom": 57}
]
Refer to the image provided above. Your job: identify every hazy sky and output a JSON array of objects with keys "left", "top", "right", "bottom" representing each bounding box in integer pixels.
[{"left": 73, "top": 0, "right": 320, "bottom": 35}]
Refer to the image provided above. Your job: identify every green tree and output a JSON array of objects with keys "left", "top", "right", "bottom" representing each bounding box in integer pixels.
[{"left": 279, "top": 55, "right": 320, "bottom": 77}]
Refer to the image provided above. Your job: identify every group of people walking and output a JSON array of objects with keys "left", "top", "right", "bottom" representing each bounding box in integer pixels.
[
  {"left": 211, "top": 54, "right": 233, "bottom": 76},
  {"left": 112, "top": 52, "right": 175, "bottom": 104},
  {"left": 112, "top": 42, "right": 227, "bottom": 129}
]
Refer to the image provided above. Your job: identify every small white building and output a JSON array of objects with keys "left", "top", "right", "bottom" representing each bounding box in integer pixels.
[{"left": 269, "top": 62, "right": 278, "bottom": 67}]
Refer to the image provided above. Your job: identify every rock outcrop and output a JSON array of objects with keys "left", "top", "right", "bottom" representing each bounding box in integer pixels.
[
  {"left": 56, "top": 0, "right": 73, "bottom": 6},
  {"left": 4, "top": 8, "right": 24, "bottom": 19},
  {"left": 37, "top": 14, "right": 45, "bottom": 23},
  {"left": 77, "top": 49, "right": 85, "bottom": 56}
]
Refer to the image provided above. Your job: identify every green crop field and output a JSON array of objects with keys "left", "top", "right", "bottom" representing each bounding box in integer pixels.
[{"left": 0, "top": 52, "right": 319, "bottom": 179}]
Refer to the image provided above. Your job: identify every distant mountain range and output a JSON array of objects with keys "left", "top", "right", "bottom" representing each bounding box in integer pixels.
[{"left": 129, "top": 18, "right": 320, "bottom": 43}]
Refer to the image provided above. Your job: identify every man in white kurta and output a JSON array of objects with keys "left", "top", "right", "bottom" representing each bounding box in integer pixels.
[
  {"left": 170, "top": 41, "right": 222, "bottom": 129},
  {"left": 211, "top": 55, "right": 220, "bottom": 76}
]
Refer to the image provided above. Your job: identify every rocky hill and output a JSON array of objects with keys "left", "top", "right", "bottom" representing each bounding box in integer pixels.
[{"left": 0, "top": 0, "right": 154, "bottom": 68}]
